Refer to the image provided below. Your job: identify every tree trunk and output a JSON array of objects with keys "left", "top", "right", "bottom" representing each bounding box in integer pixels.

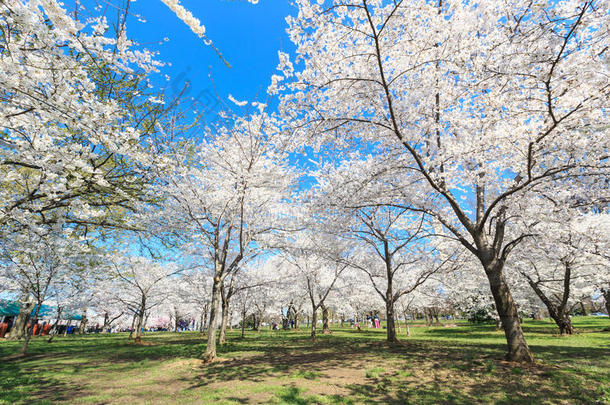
[
  {"left": 133, "top": 294, "right": 147, "bottom": 343},
  {"left": 21, "top": 300, "right": 42, "bottom": 355},
  {"left": 544, "top": 300, "right": 574, "bottom": 336},
  {"left": 78, "top": 310, "right": 87, "bottom": 334},
  {"left": 603, "top": 289, "right": 610, "bottom": 316},
  {"left": 134, "top": 303, "right": 145, "bottom": 343},
  {"left": 555, "top": 314, "right": 574, "bottom": 335},
  {"left": 311, "top": 308, "right": 318, "bottom": 339},
  {"left": 21, "top": 299, "right": 42, "bottom": 356},
  {"left": 385, "top": 299, "right": 398, "bottom": 343},
  {"left": 382, "top": 240, "right": 398, "bottom": 342},
  {"left": 403, "top": 311, "right": 411, "bottom": 337},
  {"left": 525, "top": 264, "right": 575, "bottom": 336},
  {"left": 383, "top": 251, "right": 399, "bottom": 342},
  {"left": 579, "top": 301, "right": 587, "bottom": 316},
  {"left": 103, "top": 312, "right": 110, "bottom": 331},
  {"left": 241, "top": 309, "right": 246, "bottom": 338},
  {"left": 218, "top": 295, "right": 230, "bottom": 344},
  {"left": 64, "top": 319, "right": 72, "bottom": 337},
  {"left": 219, "top": 276, "right": 236, "bottom": 344},
  {"left": 486, "top": 264, "right": 534, "bottom": 363},
  {"left": 532, "top": 308, "right": 545, "bottom": 321},
  {"left": 128, "top": 312, "right": 137, "bottom": 339},
  {"left": 202, "top": 303, "right": 209, "bottom": 333},
  {"left": 199, "top": 310, "right": 206, "bottom": 333},
  {"left": 321, "top": 306, "right": 330, "bottom": 334},
  {"left": 174, "top": 308, "right": 179, "bottom": 333},
  {"left": 203, "top": 278, "right": 222, "bottom": 362},
  {"left": 549, "top": 310, "right": 575, "bottom": 335},
  {"left": 8, "top": 298, "right": 35, "bottom": 340},
  {"left": 47, "top": 307, "right": 63, "bottom": 343}
]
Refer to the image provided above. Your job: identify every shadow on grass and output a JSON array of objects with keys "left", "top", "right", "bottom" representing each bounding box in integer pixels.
[
  {"left": 342, "top": 361, "right": 608, "bottom": 405},
  {"left": 0, "top": 360, "right": 86, "bottom": 404},
  {"left": 272, "top": 386, "right": 354, "bottom": 405},
  {"left": 1, "top": 324, "right": 608, "bottom": 404},
  {"left": 185, "top": 335, "right": 608, "bottom": 404}
]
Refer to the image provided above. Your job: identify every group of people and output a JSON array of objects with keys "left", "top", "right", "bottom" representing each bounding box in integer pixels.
[
  {"left": 272, "top": 318, "right": 296, "bottom": 330},
  {"left": 349, "top": 314, "right": 381, "bottom": 331}
]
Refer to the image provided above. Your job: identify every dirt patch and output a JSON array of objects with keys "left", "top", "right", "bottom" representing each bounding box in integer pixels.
[
  {"left": 160, "top": 358, "right": 203, "bottom": 371},
  {"left": 128, "top": 340, "right": 158, "bottom": 346},
  {"left": 307, "top": 367, "right": 368, "bottom": 396}
]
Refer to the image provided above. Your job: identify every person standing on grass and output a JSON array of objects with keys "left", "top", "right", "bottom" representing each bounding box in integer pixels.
[{"left": 374, "top": 315, "right": 380, "bottom": 329}]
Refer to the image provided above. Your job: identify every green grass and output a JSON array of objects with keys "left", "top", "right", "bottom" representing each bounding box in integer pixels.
[
  {"left": 365, "top": 367, "right": 386, "bottom": 378},
  {"left": 290, "top": 370, "right": 323, "bottom": 380},
  {"left": 0, "top": 317, "right": 608, "bottom": 404}
]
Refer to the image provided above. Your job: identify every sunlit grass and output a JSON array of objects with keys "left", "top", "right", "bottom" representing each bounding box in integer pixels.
[{"left": 0, "top": 316, "right": 608, "bottom": 404}]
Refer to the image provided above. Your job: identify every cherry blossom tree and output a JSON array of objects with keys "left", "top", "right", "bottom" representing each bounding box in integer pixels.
[
  {"left": 179, "top": 272, "right": 213, "bottom": 333},
  {"left": 278, "top": 0, "right": 609, "bottom": 362},
  {"left": 309, "top": 159, "right": 462, "bottom": 341},
  {"left": 0, "top": 228, "right": 94, "bottom": 354},
  {"left": 0, "top": 1, "right": 173, "bottom": 239},
  {"left": 229, "top": 258, "right": 283, "bottom": 337},
  {"left": 106, "top": 255, "right": 179, "bottom": 342},
  {"left": 160, "top": 112, "right": 295, "bottom": 361},
  {"left": 281, "top": 232, "right": 350, "bottom": 338},
  {"left": 512, "top": 208, "right": 610, "bottom": 334}
]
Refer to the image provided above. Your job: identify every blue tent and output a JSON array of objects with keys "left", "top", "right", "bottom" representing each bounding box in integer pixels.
[{"left": 0, "top": 299, "right": 82, "bottom": 320}]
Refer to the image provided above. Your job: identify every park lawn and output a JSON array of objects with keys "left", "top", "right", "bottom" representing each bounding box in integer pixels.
[{"left": 0, "top": 317, "right": 608, "bottom": 405}]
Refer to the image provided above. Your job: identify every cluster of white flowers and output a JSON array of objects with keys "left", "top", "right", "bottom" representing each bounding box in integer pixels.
[
  {"left": 228, "top": 94, "right": 248, "bottom": 107},
  {"left": 2, "top": 0, "right": 608, "bottom": 365},
  {"left": 159, "top": 0, "right": 206, "bottom": 37}
]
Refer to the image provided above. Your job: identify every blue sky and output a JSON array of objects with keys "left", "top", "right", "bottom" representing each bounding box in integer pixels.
[
  {"left": 121, "top": 0, "right": 320, "bottom": 188},
  {"left": 127, "top": 0, "right": 296, "bottom": 111}
]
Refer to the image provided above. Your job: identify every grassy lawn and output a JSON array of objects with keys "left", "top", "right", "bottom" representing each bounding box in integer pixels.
[{"left": 0, "top": 317, "right": 608, "bottom": 404}]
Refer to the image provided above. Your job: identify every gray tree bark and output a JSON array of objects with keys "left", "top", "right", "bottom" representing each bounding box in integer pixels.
[
  {"left": 403, "top": 311, "right": 411, "bottom": 337},
  {"left": 128, "top": 312, "right": 137, "bottom": 340},
  {"left": 78, "top": 310, "right": 87, "bottom": 334},
  {"left": 385, "top": 299, "right": 398, "bottom": 342},
  {"left": 203, "top": 278, "right": 222, "bottom": 362},
  {"left": 134, "top": 297, "right": 146, "bottom": 343},
  {"left": 7, "top": 298, "right": 35, "bottom": 340},
  {"left": 47, "top": 306, "right": 63, "bottom": 343},
  {"left": 219, "top": 276, "right": 235, "bottom": 344},
  {"left": 485, "top": 261, "right": 534, "bottom": 362},
  {"left": 218, "top": 298, "right": 230, "bottom": 344},
  {"left": 524, "top": 262, "right": 575, "bottom": 335},
  {"left": 21, "top": 302, "right": 41, "bottom": 355},
  {"left": 310, "top": 309, "right": 318, "bottom": 338},
  {"left": 603, "top": 288, "right": 610, "bottom": 317},
  {"left": 321, "top": 306, "right": 330, "bottom": 334}
]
